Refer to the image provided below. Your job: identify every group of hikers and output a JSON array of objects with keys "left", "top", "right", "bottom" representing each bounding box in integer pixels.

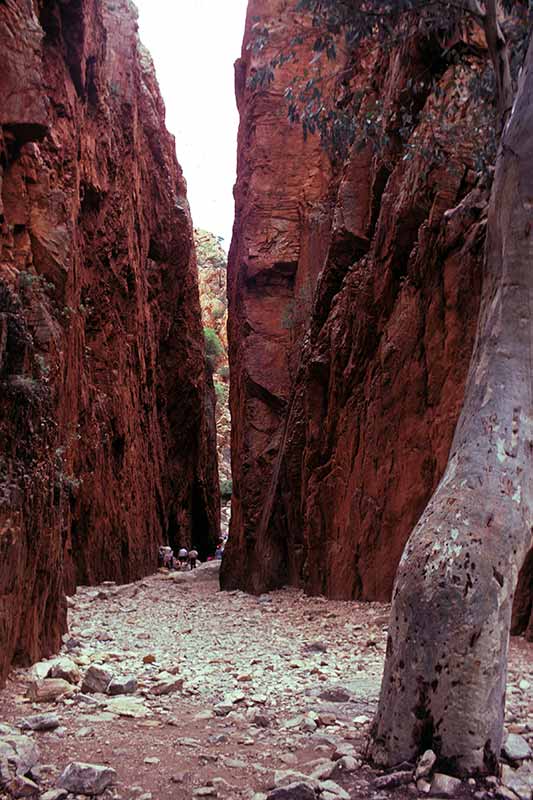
[
  {"left": 158, "top": 545, "right": 198, "bottom": 571},
  {"left": 158, "top": 538, "right": 226, "bottom": 571}
]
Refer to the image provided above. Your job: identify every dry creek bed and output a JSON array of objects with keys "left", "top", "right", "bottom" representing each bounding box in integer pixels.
[{"left": 0, "top": 561, "right": 531, "bottom": 800}]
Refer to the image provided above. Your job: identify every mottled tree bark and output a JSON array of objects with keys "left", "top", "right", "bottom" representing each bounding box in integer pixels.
[{"left": 371, "top": 36, "right": 533, "bottom": 776}]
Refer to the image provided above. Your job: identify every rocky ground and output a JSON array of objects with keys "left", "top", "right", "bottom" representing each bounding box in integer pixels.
[{"left": 0, "top": 562, "right": 531, "bottom": 800}]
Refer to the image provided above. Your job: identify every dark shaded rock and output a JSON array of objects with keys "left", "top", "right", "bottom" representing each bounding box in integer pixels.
[
  {"left": 267, "top": 783, "right": 317, "bottom": 800},
  {"left": 19, "top": 714, "right": 59, "bottom": 732}
]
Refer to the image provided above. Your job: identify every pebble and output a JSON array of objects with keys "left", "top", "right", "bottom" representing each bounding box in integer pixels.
[{"left": 0, "top": 566, "right": 531, "bottom": 800}]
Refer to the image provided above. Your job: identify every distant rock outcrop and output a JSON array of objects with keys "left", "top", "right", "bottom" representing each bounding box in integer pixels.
[
  {"left": 196, "top": 229, "right": 231, "bottom": 533},
  {"left": 0, "top": 0, "right": 219, "bottom": 684}
]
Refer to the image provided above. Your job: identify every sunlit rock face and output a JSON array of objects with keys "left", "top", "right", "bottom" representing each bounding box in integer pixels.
[
  {"left": 222, "top": 0, "right": 531, "bottom": 638},
  {"left": 0, "top": 0, "right": 219, "bottom": 683},
  {"left": 196, "top": 229, "right": 231, "bottom": 532}
]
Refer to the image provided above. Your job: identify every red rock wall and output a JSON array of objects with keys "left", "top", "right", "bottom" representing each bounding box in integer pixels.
[
  {"left": 222, "top": 0, "right": 532, "bottom": 638},
  {"left": 0, "top": 0, "right": 220, "bottom": 683},
  {"left": 221, "top": 0, "right": 338, "bottom": 591}
]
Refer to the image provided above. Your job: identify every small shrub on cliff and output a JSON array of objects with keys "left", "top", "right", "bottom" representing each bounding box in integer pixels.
[
  {"left": 220, "top": 479, "right": 233, "bottom": 500},
  {"left": 204, "top": 327, "right": 224, "bottom": 370},
  {"left": 214, "top": 380, "right": 228, "bottom": 403}
]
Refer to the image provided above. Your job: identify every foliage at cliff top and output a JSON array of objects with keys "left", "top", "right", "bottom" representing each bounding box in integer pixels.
[
  {"left": 251, "top": 0, "right": 529, "bottom": 162},
  {"left": 195, "top": 229, "right": 227, "bottom": 271}
]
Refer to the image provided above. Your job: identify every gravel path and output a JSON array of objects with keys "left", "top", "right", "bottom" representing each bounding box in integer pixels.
[{"left": 0, "top": 562, "right": 531, "bottom": 800}]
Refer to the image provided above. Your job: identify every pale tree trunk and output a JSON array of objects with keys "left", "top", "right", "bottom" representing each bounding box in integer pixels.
[
  {"left": 483, "top": 0, "right": 514, "bottom": 131},
  {"left": 370, "top": 36, "right": 533, "bottom": 776}
]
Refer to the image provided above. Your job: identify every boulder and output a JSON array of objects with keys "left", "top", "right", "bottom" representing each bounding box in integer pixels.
[
  {"left": 0, "top": 735, "right": 40, "bottom": 776},
  {"left": 57, "top": 762, "right": 117, "bottom": 795}
]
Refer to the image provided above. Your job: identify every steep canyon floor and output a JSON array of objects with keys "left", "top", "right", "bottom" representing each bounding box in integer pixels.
[{"left": 0, "top": 563, "right": 531, "bottom": 800}]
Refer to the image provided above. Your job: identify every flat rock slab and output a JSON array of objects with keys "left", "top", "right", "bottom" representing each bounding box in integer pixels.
[
  {"left": 105, "top": 697, "right": 148, "bottom": 718},
  {"left": 57, "top": 762, "right": 117, "bottom": 795},
  {"left": 41, "top": 791, "right": 68, "bottom": 800},
  {"left": 27, "top": 679, "right": 75, "bottom": 702}
]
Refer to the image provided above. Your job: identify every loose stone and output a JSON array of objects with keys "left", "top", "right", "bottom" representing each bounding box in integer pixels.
[
  {"left": 430, "top": 773, "right": 463, "bottom": 797},
  {"left": 19, "top": 714, "right": 60, "bottom": 733},
  {"left": 27, "top": 680, "right": 75, "bottom": 703},
  {"left": 415, "top": 749, "right": 437, "bottom": 780},
  {"left": 57, "top": 762, "right": 117, "bottom": 795},
  {"left": 5, "top": 775, "right": 40, "bottom": 798},
  {"left": 80, "top": 666, "right": 113, "bottom": 694},
  {"left": 502, "top": 733, "right": 531, "bottom": 763}
]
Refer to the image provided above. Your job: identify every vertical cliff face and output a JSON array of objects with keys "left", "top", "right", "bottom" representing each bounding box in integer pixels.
[
  {"left": 0, "top": 0, "right": 220, "bottom": 683},
  {"left": 222, "top": 0, "right": 337, "bottom": 591},
  {"left": 222, "top": 0, "right": 532, "bottom": 638}
]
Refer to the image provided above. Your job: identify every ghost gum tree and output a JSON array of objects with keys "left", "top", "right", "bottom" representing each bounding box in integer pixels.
[
  {"left": 372, "top": 30, "right": 532, "bottom": 774},
  {"left": 257, "top": 0, "right": 532, "bottom": 776}
]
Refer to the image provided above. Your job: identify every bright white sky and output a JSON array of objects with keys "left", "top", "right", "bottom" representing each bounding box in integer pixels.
[{"left": 134, "top": 0, "right": 248, "bottom": 248}]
